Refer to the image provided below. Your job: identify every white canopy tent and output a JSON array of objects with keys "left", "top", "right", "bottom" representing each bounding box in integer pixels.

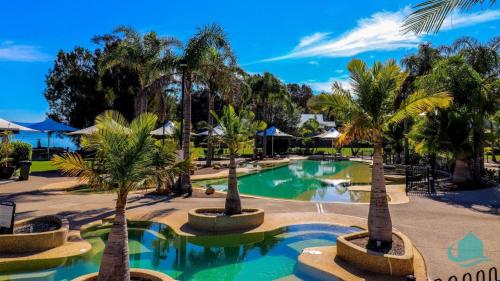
[
  {"left": 150, "top": 121, "right": 176, "bottom": 136},
  {"left": 313, "top": 128, "right": 341, "bottom": 154}
]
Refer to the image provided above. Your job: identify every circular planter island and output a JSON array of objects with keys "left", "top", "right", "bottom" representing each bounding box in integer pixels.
[
  {"left": 188, "top": 208, "right": 264, "bottom": 232},
  {"left": 73, "top": 268, "right": 174, "bottom": 281},
  {"left": 0, "top": 215, "right": 69, "bottom": 254},
  {"left": 336, "top": 230, "right": 415, "bottom": 276}
]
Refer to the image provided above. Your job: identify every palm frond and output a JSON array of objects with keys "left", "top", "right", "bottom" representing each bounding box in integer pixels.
[
  {"left": 388, "top": 90, "right": 452, "bottom": 124},
  {"left": 402, "top": 0, "right": 495, "bottom": 34}
]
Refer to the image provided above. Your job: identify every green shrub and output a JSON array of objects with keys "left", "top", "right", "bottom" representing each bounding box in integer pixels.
[{"left": 11, "top": 141, "right": 32, "bottom": 166}]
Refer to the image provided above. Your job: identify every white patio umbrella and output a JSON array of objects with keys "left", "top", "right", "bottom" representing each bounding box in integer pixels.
[
  {"left": 0, "top": 118, "right": 38, "bottom": 132},
  {"left": 313, "top": 128, "right": 341, "bottom": 154},
  {"left": 66, "top": 125, "right": 97, "bottom": 136}
]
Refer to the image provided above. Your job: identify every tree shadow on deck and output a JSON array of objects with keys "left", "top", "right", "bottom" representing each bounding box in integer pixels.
[{"left": 410, "top": 186, "right": 500, "bottom": 215}]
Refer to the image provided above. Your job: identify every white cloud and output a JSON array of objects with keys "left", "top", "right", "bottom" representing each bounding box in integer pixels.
[
  {"left": 441, "top": 9, "right": 500, "bottom": 31},
  {"left": 262, "top": 8, "right": 500, "bottom": 62},
  {"left": 296, "top": 32, "right": 330, "bottom": 49},
  {"left": 308, "top": 60, "right": 319, "bottom": 65},
  {"left": 334, "top": 69, "right": 344, "bottom": 74},
  {"left": 0, "top": 41, "right": 50, "bottom": 62},
  {"left": 307, "top": 77, "right": 352, "bottom": 93}
]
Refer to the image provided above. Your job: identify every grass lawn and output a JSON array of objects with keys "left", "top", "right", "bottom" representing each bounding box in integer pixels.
[{"left": 30, "top": 161, "right": 59, "bottom": 173}]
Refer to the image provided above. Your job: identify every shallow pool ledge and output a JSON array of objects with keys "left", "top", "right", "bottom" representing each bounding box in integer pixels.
[
  {"left": 296, "top": 243, "right": 427, "bottom": 281},
  {"left": 127, "top": 211, "right": 369, "bottom": 237}
]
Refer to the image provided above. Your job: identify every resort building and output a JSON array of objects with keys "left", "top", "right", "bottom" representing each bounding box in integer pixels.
[{"left": 298, "top": 114, "right": 336, "bottom": 129}]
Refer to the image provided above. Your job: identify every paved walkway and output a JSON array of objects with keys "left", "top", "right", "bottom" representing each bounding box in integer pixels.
[{"left": 1, "top": 175, "right": 499, "bottom": 280}]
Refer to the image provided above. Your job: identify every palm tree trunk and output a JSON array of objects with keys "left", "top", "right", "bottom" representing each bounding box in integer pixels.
[
  {"left": 206, "top": 87, "right": 214, "bottom": 167},
  {"left": 368, "top": 136, "right": 393, "bottom": 244},
  {"left": 452, "top": 157, "right": 472, "bottom": 184},
  {"left": 262, "top": 132, "right": 267, "bottom": 158},
  {"left": 225, "top": 150, "right": 242, "bottom": 215},
  {"left": 252, "top": 136, "right": 258, "bottom": 160},
  {"left": 472, "top": 120, "right": 484, "bottom": 182},
  {"left": 180, "top": 73, "right": 192, "bottom": 192},
  {"left": 98, "top": 192, "right": 130, "bottom": 281}
]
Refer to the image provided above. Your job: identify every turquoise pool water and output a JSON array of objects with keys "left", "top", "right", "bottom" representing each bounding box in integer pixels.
[
  {"left": 197, "top": 160, "right": 374, "bottom": 202},
  {"left": 0, "top": 222, "right": 357, "bottom": 281}
]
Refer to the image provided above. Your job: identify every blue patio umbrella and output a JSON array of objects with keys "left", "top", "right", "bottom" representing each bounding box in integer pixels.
[{"left": 17, "top": 119, "right": 77, "bottom": 158}]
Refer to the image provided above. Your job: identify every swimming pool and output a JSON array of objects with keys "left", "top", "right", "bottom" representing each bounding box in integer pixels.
[
  {"left": 0, "top": 222, "right": 358, "bottom": 281},
  {"left": 197, "top": 160, "right": 375, "bottom": 203}
]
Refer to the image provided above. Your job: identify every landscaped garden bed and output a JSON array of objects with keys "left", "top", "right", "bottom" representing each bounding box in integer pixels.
[
  {"left": 188, "top": 207, "right": 264, "bottom": 232},
  {"left": 336, "top": 230, "right": 414, "bottom": 276}
]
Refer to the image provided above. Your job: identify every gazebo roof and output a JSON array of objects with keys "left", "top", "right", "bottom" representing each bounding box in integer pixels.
[
  {"left": 257, "top": 126, "right": 293, "bottom": 137},
  {"left": 196, "top": 125, "right": 224, "bottom": 136},
  {"left": 151, "top": 121, "right": 176, "bottom": 136},
  {"left": 313, "top": 128, "right": 341, "bottom": 139}
]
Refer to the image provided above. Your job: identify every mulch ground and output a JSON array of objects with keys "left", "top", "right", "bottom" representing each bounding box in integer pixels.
[{"left": 350, "top": 233, "right": 405, "bottom": 256}]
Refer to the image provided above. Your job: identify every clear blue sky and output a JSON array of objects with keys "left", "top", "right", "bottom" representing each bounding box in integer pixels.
[{"left": 1, "top": 0, "right": 498, "bottom": 122}]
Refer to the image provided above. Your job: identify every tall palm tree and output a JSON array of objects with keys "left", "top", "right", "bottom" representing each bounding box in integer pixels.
[
  {"left": 99, "top": 26, "right": 181, "bottom": 117},
  {"left": 401, "top": 43, "right": 443, "bottom": 163},
  {"left": 52, "top": 111, "right": 189, "bottom": 281},
  {"left": 210, "top": 105, "right": 265, "bottom": 215},
  {"left": 451, "top": 37, "right": 500, "bottom": 180},
  {"left": 198, "top": 45, "right": 236, "bottom": 167},
  {"left": 403, "top": 0, "right": 496, "bottom": 34},
  {"left": 309, "top": 59, "right": 452, "bottom": 244},
  {"left": 180, "top": 24, "right": 233, "bottom": 189}
]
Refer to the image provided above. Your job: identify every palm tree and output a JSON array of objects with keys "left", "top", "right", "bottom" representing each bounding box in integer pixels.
[
  {"left": 198, "top": 45, "right": 236, "bottom": 167},
  {"left": 210, "top": 105, "right": 265, "bottom": 215},
  {"left": 403, "top": 0, "right": 496, "bottom": 34},
  {"left": 180, "top": 23, "right": 233, "bottom": 190},
  {"left": 309, "top": 59, "right": 452, "bottom": 244},
  {"left": 52, "top": 111, "right": 189, "bottom": 281},
  {"left": 451, "top": 37, "right": 500, "bottom": 180},
  {"left": 98, "top": 26, "right": 180, "bottom": 117},
  {"left": 401, "top": 43, "right": 443, "bottom": 164}
]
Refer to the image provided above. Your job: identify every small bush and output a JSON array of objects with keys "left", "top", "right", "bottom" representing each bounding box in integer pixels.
[{"left": 11, "top": 141, "right": 32, "bottom": 166}]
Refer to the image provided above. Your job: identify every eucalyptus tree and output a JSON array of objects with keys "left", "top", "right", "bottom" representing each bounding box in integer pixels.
[
  {"left": 244, "top": 72, "right": 293, "bottom": 157},
  {"left": 451, "top": 37, "right": 500, "bottom": 179},
  {"left": 53, "top": 111, "right": 189, "bottom": 281},
  {"left": 180, "top": 24, "right": 233, "bottom": 188},
  {"left": 309, "top": 59, "right": 451, "bottom": 244},
  {"left": 210, "top": 105, "right": 265, "bottom": 214},
  {"left": 198, "top": 45, "right": 236, "bottom": 166},
  {"left": 403, "top": 0, "right": 496, "bottom": 34},
  {"left": 98, "top": 26, "right": 181, "bottom": 119}
]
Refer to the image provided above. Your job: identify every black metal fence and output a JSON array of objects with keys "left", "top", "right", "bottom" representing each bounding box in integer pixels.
[{"left": 433, "top": 266, "right": 498, "bottom": 281}]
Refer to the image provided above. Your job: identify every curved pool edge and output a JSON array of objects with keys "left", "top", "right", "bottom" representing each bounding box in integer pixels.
[
  {"left": 0, "top": 228, "right": 92, "bottom": 273},
  {"left": 191, "top": 183, "right": 408, "bottom": 205}
]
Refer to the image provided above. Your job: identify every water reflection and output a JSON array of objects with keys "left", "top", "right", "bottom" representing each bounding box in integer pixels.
[
  {"left": 198, "top": 160, "right": 373, "bottom": 202},
  {"left": 0, "top": 222, "right": 356, "bottom": 281}
]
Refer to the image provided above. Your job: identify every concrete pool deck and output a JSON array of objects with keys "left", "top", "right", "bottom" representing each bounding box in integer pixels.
[{"left": 0, "top": 173, "right": 499, "bottom": 280}]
